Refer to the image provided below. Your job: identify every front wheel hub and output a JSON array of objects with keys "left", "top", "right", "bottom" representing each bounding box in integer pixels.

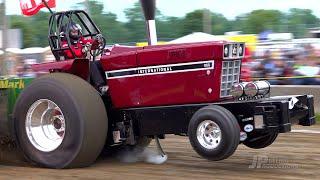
[
  {"left": 196, "top": 120, "right": 222, "bottom": 149},
  {"left": 26, "top": 99, "right": 66, "bottom": 152}
]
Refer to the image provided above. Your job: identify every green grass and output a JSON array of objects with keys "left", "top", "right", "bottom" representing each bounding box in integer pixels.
[{"left": 316, "top": 113, "right": 320, "bottom": 123}]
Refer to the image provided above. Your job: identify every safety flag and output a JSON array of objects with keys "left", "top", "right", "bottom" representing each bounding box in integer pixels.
[{"left": 19, "top": 0, "right": 56, "bottom": 16}]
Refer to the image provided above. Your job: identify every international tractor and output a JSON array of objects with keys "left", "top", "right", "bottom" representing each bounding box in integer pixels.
[{"left": 0, "top": 0, "right": 315, "bottom": 168}]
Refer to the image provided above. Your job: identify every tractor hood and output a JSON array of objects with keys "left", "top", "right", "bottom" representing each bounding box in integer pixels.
[
  {"left": 105, "top": 41, "right": 229, "bottom": 57},
  {"left": 100, "top": 40, "right": 233, "bottom": 72}
]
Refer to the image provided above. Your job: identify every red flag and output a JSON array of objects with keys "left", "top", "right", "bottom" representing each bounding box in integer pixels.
[{"left": 20, "top": 0, "right": 56, "bottom": 16}]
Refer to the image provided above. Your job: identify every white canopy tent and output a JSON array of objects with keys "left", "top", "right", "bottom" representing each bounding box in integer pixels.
[
  {"left": 5, "top": 47, "right": 51, "bottom": 54},
  {"left": 168, "top": 32, "right": 227, "bottom": 44}
]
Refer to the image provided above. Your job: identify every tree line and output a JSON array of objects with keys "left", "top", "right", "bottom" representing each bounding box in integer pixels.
[{"left": 6, "top": 1, "right": 320, "bottom": 48}]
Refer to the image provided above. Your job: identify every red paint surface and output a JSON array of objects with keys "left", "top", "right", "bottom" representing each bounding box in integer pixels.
[
  {"left": 102, "top": 51, "right": 138, "bottom": 71},
  {"left": 20, "top": 0, "right": 56, "bottom": 16},
  {"left": 32, "top": 60, "right": 75, "bottom": 72},
  {"left": 32, "top": 41, "right": 239, "bottom": 109},
  {"left": 32, "top": 59, "right": 90, "bottom": 80},
  {"left": 100, "top": 42, "right": 232, "bottom": 109}
]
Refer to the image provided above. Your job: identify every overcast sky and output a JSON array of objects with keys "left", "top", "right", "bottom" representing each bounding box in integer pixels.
[{"left": 5, "top": 0, "right": 320, "bottom": 21}]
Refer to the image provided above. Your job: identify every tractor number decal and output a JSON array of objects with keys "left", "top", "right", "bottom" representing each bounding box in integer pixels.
[
  {"left": 0, "top": 79, "right": 25, "bottom": 89},
  {"left": 106, "top": 60, "right": 214, "bottom": 79}
]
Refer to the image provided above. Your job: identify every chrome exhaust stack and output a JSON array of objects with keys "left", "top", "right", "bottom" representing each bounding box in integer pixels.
[{"left": 140, "top": 0, "right": 158, "bottom": 45}]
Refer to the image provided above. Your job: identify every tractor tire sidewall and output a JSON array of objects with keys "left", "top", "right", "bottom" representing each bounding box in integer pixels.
[
  {"left": 13, "top": 73, "right": 108, "bottom": 168},
  {"left": 188, "top": 105, "right": 240, "bottom": 161}
]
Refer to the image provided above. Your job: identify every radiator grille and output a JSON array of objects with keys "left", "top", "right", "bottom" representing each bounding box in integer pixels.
[{"left": 220, "top": 60, "right": 241, "bottom": 97}]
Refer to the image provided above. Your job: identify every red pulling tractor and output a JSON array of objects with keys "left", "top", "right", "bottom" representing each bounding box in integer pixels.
[{"left": 0, "top": 0, "right": 315, "bottom": 168}]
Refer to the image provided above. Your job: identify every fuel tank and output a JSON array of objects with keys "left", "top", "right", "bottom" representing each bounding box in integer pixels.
[{"left": 101, "top": 42, "right": 242, "bottom": 109}]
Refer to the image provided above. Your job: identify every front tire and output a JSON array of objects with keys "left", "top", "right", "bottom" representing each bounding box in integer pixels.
[
  {"left": 243, "top": 131, "right": 278, "bottom": 149},
  {"left": 13, "top": 73, "right": 108, "bottom": 168},
  {"left": 188, "top": 105, "right": 240, "bottom": 161}
]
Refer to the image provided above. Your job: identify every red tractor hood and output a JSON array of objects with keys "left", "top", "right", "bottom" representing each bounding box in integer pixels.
[
  {"left": 102, "top": 41, "right": 228, "bottom": 71},
  {"left": 108, "top": 41, "right": 228, "bottom": 56}
]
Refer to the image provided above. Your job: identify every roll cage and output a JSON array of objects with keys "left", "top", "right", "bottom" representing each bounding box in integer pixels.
[{"left": 48, "top": 10, "right": 101, "bottom": 61}]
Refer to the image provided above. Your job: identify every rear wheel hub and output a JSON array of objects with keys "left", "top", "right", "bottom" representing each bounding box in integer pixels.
[{"left": 26, "top": 99, "right": 66, "bottom": 152}]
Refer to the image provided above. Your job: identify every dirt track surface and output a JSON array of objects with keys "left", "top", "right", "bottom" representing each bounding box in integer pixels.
[{"left": 1, "top": 126, "right": 320, "bottom": 180}]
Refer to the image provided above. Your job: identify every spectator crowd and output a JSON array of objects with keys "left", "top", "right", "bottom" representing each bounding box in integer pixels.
[{"left": 248, "top": 43, "right": 320, "bottom": 85}]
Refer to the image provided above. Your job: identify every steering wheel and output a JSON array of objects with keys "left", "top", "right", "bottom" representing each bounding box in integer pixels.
[{"left": 90, "top": 34, "right": 106, "bottom": 59}]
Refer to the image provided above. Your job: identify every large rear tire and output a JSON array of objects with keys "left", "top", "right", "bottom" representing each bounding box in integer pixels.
[
  {"left": 188, "top": 105, "right": 240, "bottom": 161},
  {"left": 13, "top": 73, "right": 108, "bottom": 168}
]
